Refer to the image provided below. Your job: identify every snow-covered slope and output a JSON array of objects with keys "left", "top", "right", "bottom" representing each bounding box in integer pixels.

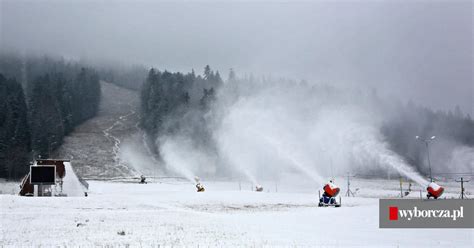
[{"left": 54, "top": 81, "right": 142, "bottom": 178}]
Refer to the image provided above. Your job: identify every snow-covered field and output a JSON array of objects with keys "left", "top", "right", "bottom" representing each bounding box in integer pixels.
[{"left": 1, "top": 178, "right": 473, "bottom": 247}]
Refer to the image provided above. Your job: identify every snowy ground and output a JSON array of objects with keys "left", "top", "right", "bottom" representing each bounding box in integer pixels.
[{"left": 1, "top": 178, "right": 473, "bottom": 247}]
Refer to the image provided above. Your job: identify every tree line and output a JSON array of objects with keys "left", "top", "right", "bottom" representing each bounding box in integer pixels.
[
  {"left": 0, "top": 54, "right": 101, "bottom": 179},
  {"left": 139, "top": 65, "right": 222, "bottom": 158}
]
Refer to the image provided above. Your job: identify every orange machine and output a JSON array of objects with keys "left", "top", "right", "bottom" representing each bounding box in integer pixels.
[{"left": 427, "top": 182, "right": 444, "bottom": 199}]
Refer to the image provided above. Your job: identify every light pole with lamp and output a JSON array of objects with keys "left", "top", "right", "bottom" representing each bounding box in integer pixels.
[{"left": 415, "top": 135, "right": 436, "bottom": 182}]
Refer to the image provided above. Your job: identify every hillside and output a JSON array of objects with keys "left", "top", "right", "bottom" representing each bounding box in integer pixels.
[{"left": 54, "top": 82, "right": 153, "bottom": 179}]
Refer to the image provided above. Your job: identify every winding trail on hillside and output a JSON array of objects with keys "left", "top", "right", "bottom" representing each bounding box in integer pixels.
[
  {"left": 55, "top": 81, "right": 156, "bottom": 179},
  {"left": 102, "top": 101, "right": 137, "bottom": 167}
]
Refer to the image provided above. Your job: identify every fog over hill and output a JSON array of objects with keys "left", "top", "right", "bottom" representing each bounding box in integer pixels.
[{"left": 1, "top": 0, "right": 472, "bottom": 114}]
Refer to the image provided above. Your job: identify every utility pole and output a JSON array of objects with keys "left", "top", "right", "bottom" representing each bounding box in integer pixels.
[
  {"left": 416, "top": 135, "right": 436, "bottom": 182},
  {"left": 455, "top": 177, "right": 470, "bottom": 199},
  {"left": 345, "top": 172, "right": 356, "bottom": 197},
  {"left": 399, "top": 176, "right": 404, "bottom": 198},
  {"left": 425, "top": 141, "right": 432, "bottom": 182}
]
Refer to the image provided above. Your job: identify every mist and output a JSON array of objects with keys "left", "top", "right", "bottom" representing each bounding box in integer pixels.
[{"left": 1, "top": 0, "right": 472, "bottom": 115}]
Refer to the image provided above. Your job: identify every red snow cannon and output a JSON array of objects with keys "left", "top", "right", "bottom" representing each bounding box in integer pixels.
[
  {"left": 427, "top": 182, "right": 444, "bottom": 199},
  {"left": 323, "top": 182, "right": 340, "bottom": 198}
]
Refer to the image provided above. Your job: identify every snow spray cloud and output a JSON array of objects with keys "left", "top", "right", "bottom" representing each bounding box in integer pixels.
[
  {"left": 152, "top": 73, "right": 459, "bottom": 187},
  {"left": 215, "top": 93, "right": 325, "bottom": 185},
  {"left": 120, "top": 134, "right": 164, "bottom": 177},
  {"left": 446, "top": 146, "right": 474, "bottom": 174},
  {"left": 212, "top": 78, "right": 430, "bottom": 186},
  {"left": 135, "top": 71, "right": 469, "bottom": 186},
  {"left": 159, "top": 135, "right": 217, "bottom": 183}
]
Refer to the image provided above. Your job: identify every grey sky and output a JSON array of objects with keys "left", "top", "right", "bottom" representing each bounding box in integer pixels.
[{"left": 1, "top": 0, "right": 472, "bottom": 114}]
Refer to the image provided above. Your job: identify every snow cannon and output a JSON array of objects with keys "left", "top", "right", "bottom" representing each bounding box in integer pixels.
[
  {"left": 323, "top": 182, "right": 340, "bottom": 197},
  {"left": 255, "top": 185, "right": 263, "bottom": 192},
  {"left": 427, "top": 182, "right": 444, "bottom": 199},
  {"left": 196, "top": 182, "right": 205, "bottom": 192},
  {"left": 319, "top": 181, "right": 341, "bottom": 207}
]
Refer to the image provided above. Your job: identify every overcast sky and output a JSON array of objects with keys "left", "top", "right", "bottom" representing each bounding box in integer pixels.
[{"left": 1, "top": 0, "right": 472, "bottom": 114}]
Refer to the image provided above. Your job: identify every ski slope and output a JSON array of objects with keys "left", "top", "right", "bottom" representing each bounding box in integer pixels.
[
  {"left": 54, "top": 81, "right": 141, "bottom": 179},
  {"left": 1, "top": 178, "right": 472, "bottom": 247}
]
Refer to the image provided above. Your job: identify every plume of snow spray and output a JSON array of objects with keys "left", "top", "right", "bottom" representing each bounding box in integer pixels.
[
  {"left": 447, "top": 146, "right": 474, "bottom": 174},
  {"left": 120, "top": 135, "right": 163, "bottom": 177},
  {"left": 212, "top": 79, "right": 430, "bottom": 186},
  {"left": 160, "top": 136, "right": 215, "bottom": 183},
  {"left": 155, "top": 76, "right": 431, "bottom": 187},
  {"left": 350, "top": 127, "right": 430, "bottom": 186}
]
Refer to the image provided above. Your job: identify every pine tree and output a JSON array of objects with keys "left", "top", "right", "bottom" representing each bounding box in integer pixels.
[{"left": 204, "top": 65, "right": 211, "bottom": 80}]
